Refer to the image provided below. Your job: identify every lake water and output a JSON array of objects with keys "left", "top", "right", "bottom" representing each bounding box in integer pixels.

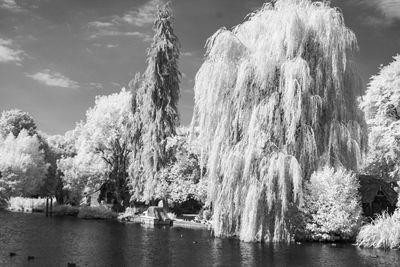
[{"left": 1, "top": 211, "right": 399, "bottom": 267}]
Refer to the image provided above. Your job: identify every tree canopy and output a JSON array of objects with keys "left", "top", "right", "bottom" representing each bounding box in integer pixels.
[
  {"left": 0, "top": 109, "right": 37, "bottom": 138},
  {"left": 360, "top": 55, "right": 400, "bottom": 181},
  {"left": 190, "top": 0, "right": 366, "bottom": 242},
  {"left": 58, "top": 89, "right": 133, "bottom": 207},
  {"left": 0, "top": 130, "right": 49, "bottom": 197}
]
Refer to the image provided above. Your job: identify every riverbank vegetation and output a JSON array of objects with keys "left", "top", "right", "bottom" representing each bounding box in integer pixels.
[
  {"left": 357, "top": 211, "right": 400, "bottom": 249},
  {"left": 77, "top": 206, "right": 118, "bottom": 220},
  {"left": 0, "top": 0, "right": 400, "bottom": 248}
]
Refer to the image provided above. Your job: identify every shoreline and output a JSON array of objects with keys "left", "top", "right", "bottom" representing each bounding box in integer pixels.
[
  {"left": 1, "top": 209, "right": 388, "bottom": 248},
  {"left": 2, "top": 208, "right": 213, "bottom": 231}
]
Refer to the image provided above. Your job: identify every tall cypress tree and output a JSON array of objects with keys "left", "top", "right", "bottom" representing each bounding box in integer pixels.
[{"left": 130, "top": 3, "right": 181, "bottom": 202}]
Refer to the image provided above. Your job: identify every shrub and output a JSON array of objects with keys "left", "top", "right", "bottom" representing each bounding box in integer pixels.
[
  {"left": 53, "top": 204, "right": 79, "bottom": 216},
  {"left": 77, "top": 206, "right": 117, "bottom": 219},
  {"left": 356, "top": 211, "right": 400, "bottom": 249},
  {"left": 303, "top": 167, "right": 362, "bottom": 241}
]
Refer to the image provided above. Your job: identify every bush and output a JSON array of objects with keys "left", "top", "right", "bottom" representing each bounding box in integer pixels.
[
  {"left": 356, "top": 211, "right": 400, "bottom": 249},
  {"left": 77, "top": 206, "right": 117, "bottom": 219},
  {"left": 53, "top": 204, "right": 79, "bottom": 216},
  {"left": 302, "top": 167, "right": 362, "bottom": 241}
]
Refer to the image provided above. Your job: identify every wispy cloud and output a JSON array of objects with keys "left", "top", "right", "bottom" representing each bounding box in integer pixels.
[
  {"left": 92, "top": 43, "right": 119, "bottom": 49},
  {"left": 0, "top": 0, "right": 23, "bottom": 12},
  {"left": 181, "top": 52, "right": 193, "bottom": 57},
  {"left": 371, "top": 0, "right": 400, "bottom": 21},
  {"left": 89, "top": 28, "right": 150, "bottom": 40},
  {"left": 106, "top": 44, "right": 119, "bottom": 48},
  {"left": 0, "top": 38, "right": 24, "bottom": 63},
  {"left": 119, "top": 0, "right": 163, "bottom": 27},
  {"left": 352, "top": 0, "right": 400, "bottom": 26},
  {"left": 111, "top": 81, "right": 121, "bottom": 88},
  {"left": 87, "top": 0, "right": 162, "bottom": 42},
  {"left": 26, "top": 69, "right": 79, "bottom": 89},
  {"left": 88, "top": 82, "right": 103, "bottom": 90},
  {"left": 88, "top": 21, "right": 114, "bottom": 28}
]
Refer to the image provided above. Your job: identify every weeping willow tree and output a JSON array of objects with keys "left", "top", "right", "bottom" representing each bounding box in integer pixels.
[
  {"left": 129, "top": 3, "right": 181, "bottom": 202},
  {"left": 190, "top": 0, "right": 367, "bottom": 242}
]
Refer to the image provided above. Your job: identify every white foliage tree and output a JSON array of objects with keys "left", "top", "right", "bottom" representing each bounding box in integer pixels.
[
  {"left": 0, "top": 109, "right": 37, "bottom": 138},
  {"left": 59, "top": 89, "right": 133, "bottom": 208},
  {"left": 360, "top": 55, "right": 400, "bottom": 181},
  {"left": 303, "top": 167, "right": 362, "bottom": 241},
  {"left": 191, "top": 0, "right": 366, "bottom": 242},
  {"left": 0, "top": 130, "right": 49, "bottom": 197}
]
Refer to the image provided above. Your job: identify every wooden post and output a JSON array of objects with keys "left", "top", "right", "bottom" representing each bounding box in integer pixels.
[
  {"left": 45, "top": 198, "right": 49, "bottom": 217},
  {"left": 50, "top": 197, "right": 53, "bottom": 217}
]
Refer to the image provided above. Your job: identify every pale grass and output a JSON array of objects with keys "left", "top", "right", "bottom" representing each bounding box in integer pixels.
[{"left": 356, "top": 211, "right": 400, "bottom": 249}]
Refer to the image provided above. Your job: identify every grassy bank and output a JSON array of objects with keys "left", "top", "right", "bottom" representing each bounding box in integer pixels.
[
  {"left": 356, "top": 211, "right": 400, "bottom": 249},
  {"left": 6, "top": 197, "right": 117, "bottom": 220}
]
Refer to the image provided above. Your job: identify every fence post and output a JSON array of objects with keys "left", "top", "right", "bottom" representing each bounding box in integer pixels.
[
  {"left": 50, "top": 197, "right": 53, "bottom": 217},
  {"left": 45, "top": 197, "right": 49, "bottom": 217}
]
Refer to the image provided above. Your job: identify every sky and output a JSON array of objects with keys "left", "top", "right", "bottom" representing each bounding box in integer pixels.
[{"left": 0, "top": 0, "right": 399, "bottom": 135}]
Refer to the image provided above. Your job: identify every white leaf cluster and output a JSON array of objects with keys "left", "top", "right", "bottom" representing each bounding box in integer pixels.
[
  {"left": 58, "top": 89, "right": 133, "bottom": 196},
  {"left": 304, "top": 167, "right": 362, "bottom": 241},
  {"left": 0, "top": 130, "right": 49, "bottom": 196}
]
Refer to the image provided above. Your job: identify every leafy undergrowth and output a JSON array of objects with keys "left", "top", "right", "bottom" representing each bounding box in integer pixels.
[
  {"left": 356, "top": 211, "right": 400, "bottom": 249},
  {"left": 77, "top": 206, "right": 118, "bottom": 219},
  {"left": 53, "top": 204, "right": 80, "bottom": 216}
]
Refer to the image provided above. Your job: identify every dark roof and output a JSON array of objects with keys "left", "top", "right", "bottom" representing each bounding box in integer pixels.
[{"left": 358, "top": 175, "right": 398, "bottom": 205}]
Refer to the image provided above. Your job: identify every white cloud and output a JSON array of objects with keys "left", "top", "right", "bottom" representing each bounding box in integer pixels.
[
  {"left": 92, "top": 43, "right": 119, "bottom": 48},
  {"left": 0, "top": 38, "right": 23, "bottom": 63},
  {"left": 88, "top": 82, "right": 103, "bottom": 90},
  {"left": 89, "top": 28, "right": 152, "bottom": 42},
  {"left": 26, "top": 69, "right": 79, "bottom": 89},
  {"left": 0, "top": 0, "right": 22, "bottom": 12},
  {"left": 87, "top": 0, "right": 163, "bottom": 42},
  {"left": 352, "top": 0, "right": 400, "bottom": 26},
  {"left": 111, "top": 81, "right": 121, "bottom": 87},
  {"left": 89, "top": 29, "right": 147, "bottom": 39},
  {"left": 372, "top": 0, "right": 400, "bottom": 20},
  {"left": 120, "top": 0, "right": 163, "bottom": 27},
  {"left": 181, "top": 52, "right": 193, "bottom": 57},
  {"left": 88, "top": 21, "right": 114, "bottom": 28}
]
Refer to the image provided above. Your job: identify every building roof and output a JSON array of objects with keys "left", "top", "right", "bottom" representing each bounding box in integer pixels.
[{"left": 358, "top": 175, "right": 398, "bottom": 205}]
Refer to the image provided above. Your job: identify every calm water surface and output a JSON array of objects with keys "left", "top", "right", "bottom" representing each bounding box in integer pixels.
[{"left": 0, "top": 211, "right": 399, "bottom": 267}]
